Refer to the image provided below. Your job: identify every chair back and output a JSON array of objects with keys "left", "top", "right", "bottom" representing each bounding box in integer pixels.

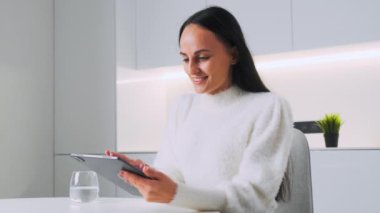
[{"left": 275, "top": 129, "right": 314, "bottom": 213}]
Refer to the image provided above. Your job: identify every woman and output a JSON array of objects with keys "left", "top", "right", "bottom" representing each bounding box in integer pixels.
[{"left": 106, "top": 6, "right": 293, "bottom": 213}]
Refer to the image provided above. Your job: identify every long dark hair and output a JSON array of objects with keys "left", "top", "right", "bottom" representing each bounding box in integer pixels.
[
  {"left": 179, "top": 6, "right": 290, "bottom": 202},
  {"left": 179, "top": 6, "right": 269, "bottom": 93}
]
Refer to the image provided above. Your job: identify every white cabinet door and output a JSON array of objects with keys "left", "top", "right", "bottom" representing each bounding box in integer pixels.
[
  {"left": 135, "top": 0, "right": 206, "bottom": 69},
  {"left": 310, "top": 149, "right": 380, "bottom": 213},
  {"left": 55, "top": 155, "right": 116, "bottom": 197},
  {"left": 207, "top": 0, "right": 293, "bottom": 54},
  {"left": 0, "top": 0, "right": 54, "bottom": 198},
  {"left": 293, "top": 0, "right": 380, "bottom": 50},
  {"left": 116, "top": 0, "right": 137, "bottom": 69},
  {"left": 54, "top": 0, "right": 116, "bottom": 154}
]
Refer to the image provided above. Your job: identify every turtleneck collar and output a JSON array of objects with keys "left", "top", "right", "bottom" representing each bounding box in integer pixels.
[{"left": 196, "top": 85, "right": 246, "bottom": 110}]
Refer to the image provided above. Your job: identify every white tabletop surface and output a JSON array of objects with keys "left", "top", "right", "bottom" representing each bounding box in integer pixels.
[{"left": 0, "top": 197, "right": 218, "bottom": 213}]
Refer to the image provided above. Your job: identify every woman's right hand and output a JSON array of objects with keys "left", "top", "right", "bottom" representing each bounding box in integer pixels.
[
  {"left": 105, "top": 149, "right": 146, "bottom": 171},
  {"left": 105, "top": 149, "right": 177, "bottom": 203}
]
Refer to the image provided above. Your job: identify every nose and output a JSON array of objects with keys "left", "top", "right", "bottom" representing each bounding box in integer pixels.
[{"left": 187, "top": 59, "right": 200, "bottom": 75}]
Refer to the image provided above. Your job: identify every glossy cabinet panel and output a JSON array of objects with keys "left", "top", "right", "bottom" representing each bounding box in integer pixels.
[
  {"left": 135, "top": 0, "right": 205, "bottom": 69},
  {"left": 0, "top": 0, "right": 54, "bottom": 198},
  {"left": 293, "top": 0, "right": 380, "bottom": 50},
  {"left": 310, "top": 149, "right": 380, "bottom": 213},
  {"left": 54, "top": 0, "right": 116, "bottom": 154},
  {"left": 207, "top": 0, "right": 293, "bottom": 54}
]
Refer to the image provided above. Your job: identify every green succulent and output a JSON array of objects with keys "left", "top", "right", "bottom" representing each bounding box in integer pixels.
[{"left": 316, "top": 113, "right": 344, "bottom": 134}]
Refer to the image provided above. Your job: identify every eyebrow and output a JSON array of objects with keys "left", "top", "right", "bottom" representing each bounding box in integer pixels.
[{"left": 180, "top": 49, "right": 211, "bottom": 56}]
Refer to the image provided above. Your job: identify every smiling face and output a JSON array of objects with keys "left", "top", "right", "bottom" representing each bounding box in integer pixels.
[{"left": 179, "top": 24, "right": 236, "bottom": 95}]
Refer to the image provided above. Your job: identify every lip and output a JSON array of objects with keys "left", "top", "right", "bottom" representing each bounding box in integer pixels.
[{"left": 191, "top": 76, "right": 208, "bottom": 85}]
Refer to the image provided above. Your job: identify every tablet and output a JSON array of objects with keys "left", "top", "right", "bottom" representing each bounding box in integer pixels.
[{"left": 70, "top": 153, "right": 150, "bottom": 196}]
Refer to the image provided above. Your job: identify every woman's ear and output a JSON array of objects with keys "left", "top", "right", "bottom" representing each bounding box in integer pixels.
[{"left": 230, "top": 46, "right": 238, "bottom": 65}]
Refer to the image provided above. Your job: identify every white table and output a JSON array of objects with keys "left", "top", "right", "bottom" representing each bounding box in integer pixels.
[{"left": 0, "top": 197, "right": 218, "bottom": 213}]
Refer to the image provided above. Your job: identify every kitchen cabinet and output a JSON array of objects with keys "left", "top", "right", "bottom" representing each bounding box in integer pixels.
[
  {"left": 54, "top": 0, "right": 116, "bottom": 154},
  {"left": 207, "top": 0, "right": 293, "bottom": 55},
  {"left": 134, "top": 0, "right": 205, "bottom": 69},
  {"left": 292, "top": 0, "right": 380, "bottom": 50}
]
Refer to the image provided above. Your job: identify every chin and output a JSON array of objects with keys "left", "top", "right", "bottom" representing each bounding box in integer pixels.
[
  {"left": 193, "top": 86, "right": 207, "bottom": 94},
  {"left": 194, "top": 89, "right": 205, "bottom": 94}
]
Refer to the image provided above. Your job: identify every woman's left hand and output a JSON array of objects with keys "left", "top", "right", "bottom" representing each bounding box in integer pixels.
[{"left": 119, "top": 164, "right": 177, "bottom": 203}]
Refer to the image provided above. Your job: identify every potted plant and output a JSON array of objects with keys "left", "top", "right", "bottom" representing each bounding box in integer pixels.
[{"left": 316, "top": 113, "right": 344, "bottom": 147}]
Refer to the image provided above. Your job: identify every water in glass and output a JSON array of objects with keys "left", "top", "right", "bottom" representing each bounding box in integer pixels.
[{"left": 70, "top": 171, "right": 99, "bottom": 203}]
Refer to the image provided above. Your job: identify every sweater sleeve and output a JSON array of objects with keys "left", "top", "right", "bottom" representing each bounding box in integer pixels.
[
  {"left": 153, "top": 96, "right": 186, "bottom": 183},
  {"left": 169, "top": 95, "right": 294, "bottom": 213}
]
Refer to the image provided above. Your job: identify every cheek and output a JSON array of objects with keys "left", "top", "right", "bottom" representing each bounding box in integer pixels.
[
  {"left": 208, "top": 60, "right": 229, "bottom": 78},
  {"left": 183, "top": 64, "right": 190, "bottom": 75},
  {"left": 199, "top": 62, "right": 211, "bottom": 74}
]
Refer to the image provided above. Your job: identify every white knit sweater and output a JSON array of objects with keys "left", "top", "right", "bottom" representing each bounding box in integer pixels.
[{"left": 154, "top": 85, "right": 293, "bottom": 213}]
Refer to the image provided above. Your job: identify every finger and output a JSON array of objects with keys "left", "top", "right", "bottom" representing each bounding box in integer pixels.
[
  {"left": 105, "top": 149, "right": 111, "bottom": 156},
  {"left": 142, "top": 165, "right": 163, "bottom": 180},
  {"left": 134, "top": 160, "right": 145, "bottom": 170},
  {"left": 108, "top": 151, "right": 134, "bottom": 164},
  {"left": 105, "top": 150, "right": 144, "bottom": 169},
  {"left": 125, "top": 158, "right": 144, "bottom": 168},
  {"left": 119, "top": 171, "right": 159, "bottom": 202},
  {"left": 119, "top": 170, "right": 150, "bottom": 189}
]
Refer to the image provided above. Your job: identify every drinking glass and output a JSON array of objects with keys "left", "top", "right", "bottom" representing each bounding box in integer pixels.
[{"left": 70, "top": 171, "right": 99, "bottom": 203}]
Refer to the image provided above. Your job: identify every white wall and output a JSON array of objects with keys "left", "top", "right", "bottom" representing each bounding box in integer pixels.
[
  {"left": 256, "top": 41, "right": 380, "bottom": 148},
  {"left": 117, "top": 42, "right": 380, "bottom": 151},
  {"left": 117, "top": 68, "right": 192, "bottom": 152},
  {"left": 0, "top": 0, "right": 54, "bottom": 198}
]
